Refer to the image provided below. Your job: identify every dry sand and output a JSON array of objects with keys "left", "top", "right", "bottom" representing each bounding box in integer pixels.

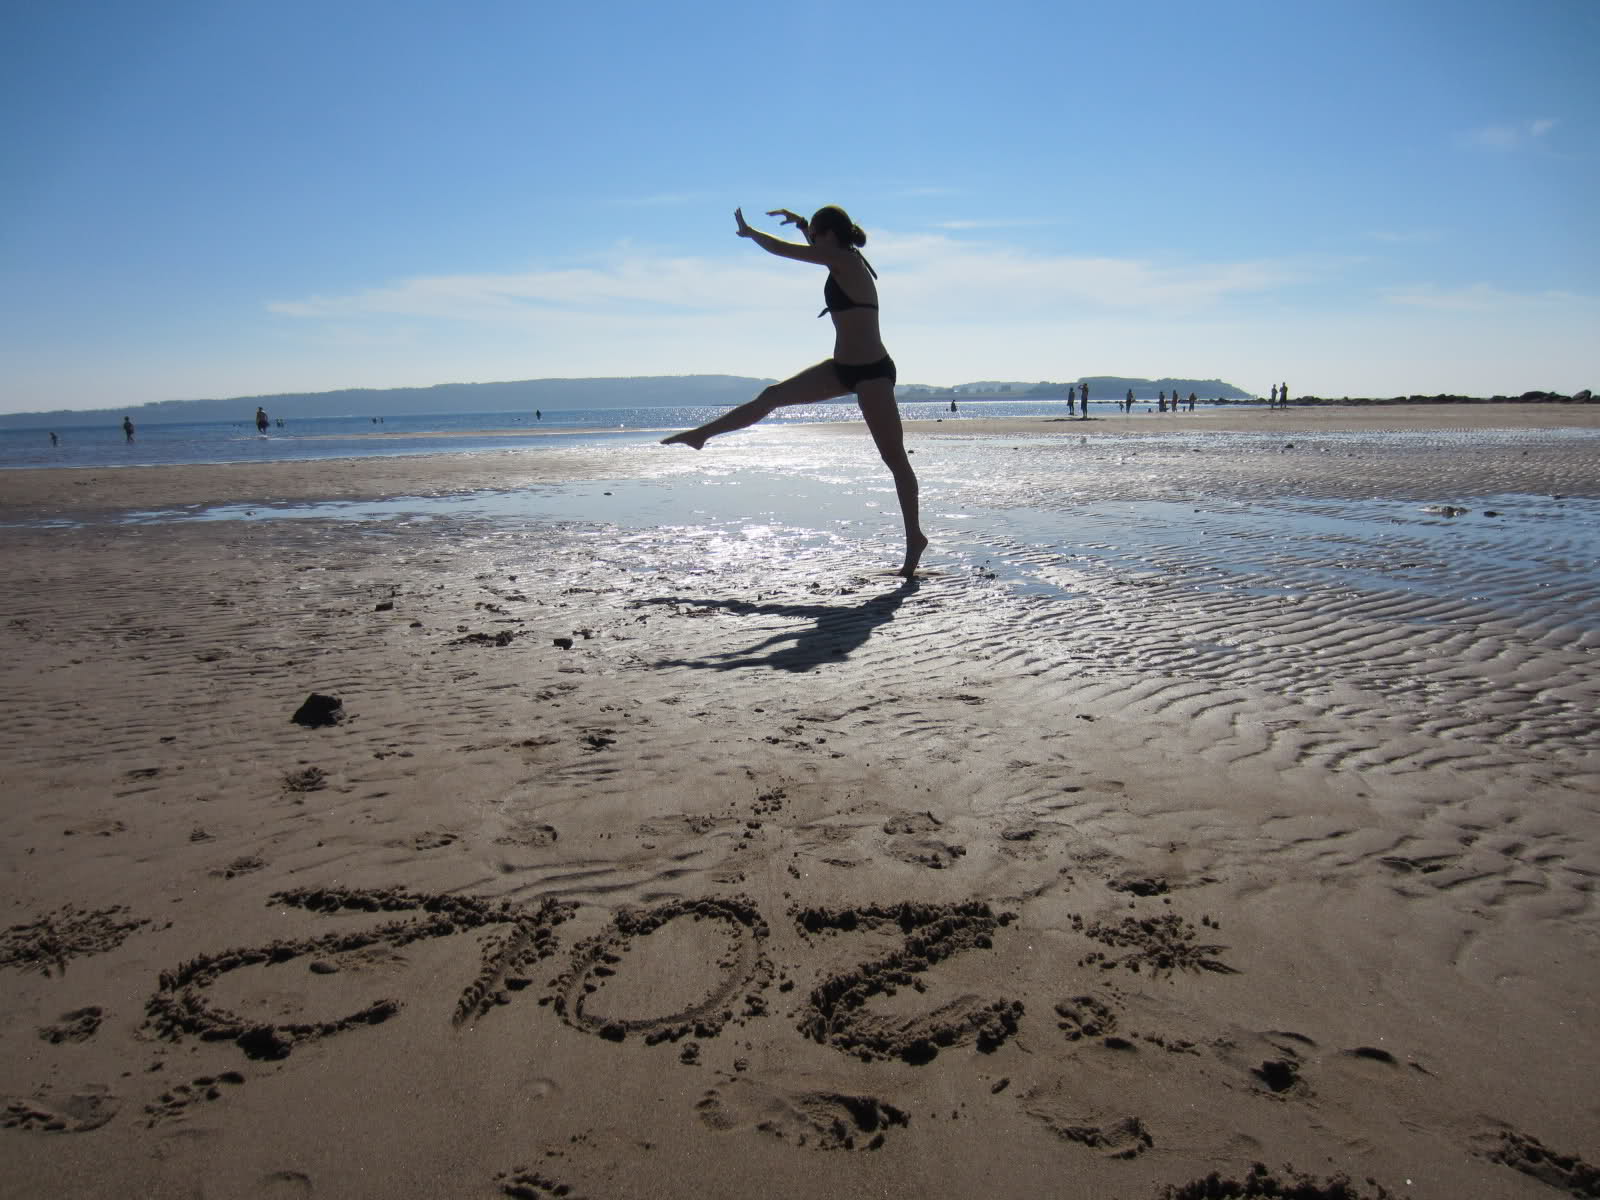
[{"left": 2, "top": 405, "right": 1598, "bottom": 1199}]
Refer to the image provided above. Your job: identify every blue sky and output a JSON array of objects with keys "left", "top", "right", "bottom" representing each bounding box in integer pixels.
[{"left": 2, "top": 0, "right": 1595, "bottom": 413}]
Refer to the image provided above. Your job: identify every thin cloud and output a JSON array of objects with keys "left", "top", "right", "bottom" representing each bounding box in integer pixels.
[
  {"left": 1460, "top": 118, "right": 1558, "bottom": 150},
  {"left": 268, "top": 255, "right": 811, "bottom": 323},
  {"left": 869, "top": 231, "right": 1315, "bottom": 316},
  {"left": 1381, "top": 282, "right": 1590, "bottom": 311},
  {"left": 266, "top": 233, "right": 1336, "bottom": 346}
]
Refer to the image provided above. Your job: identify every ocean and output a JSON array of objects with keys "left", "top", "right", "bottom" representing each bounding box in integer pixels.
[{"left": 0, "top": 398, "right": 1199, "bottom": 471}]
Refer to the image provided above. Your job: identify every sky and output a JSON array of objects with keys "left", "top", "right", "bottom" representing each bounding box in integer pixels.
[{"left": 2, "top": 0, "right": 1596, "bottom": 413}]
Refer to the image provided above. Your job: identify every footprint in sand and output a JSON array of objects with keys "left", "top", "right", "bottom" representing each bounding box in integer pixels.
[
  {"left": 37, "top": 1006, "right": 104, "bottom": 1044},
  {"left": 495, "top": 1168, "right": 587, "bottom": 1199},
  {"left": 882, "top": 811, "right": 967, "bottom": 870},
  {"left": 1473, "top": 1124, "right": 1600, "bottom": 1195},
  {"left": 492, "top": 822, "right": 559, "bottom": 848},
  {"left": 144, "top": 1070, "right": 246, "bottom": 1126},
  {"left": 62, "top": 817, "right": 127, "bottom": 837},
  {"left": 1054, "top": 993, "right": 1120, "bottom": 1042},
  {"left": 213, "top": 854, "right": 265, "bottom": 879},
  {"left": 1020, "top": 1080, "right": 1153, "bottom": 1159},
  {"left": 410, "top": 830, "right": 459, "bottom": 851},
  {"left": 1106, "top": 874, "right": 1171, "bottom": 897},
  {"left": 283, "top": 766, "right": 327, "bottom": 793},
  {"left": 696, "top": 1078, "right": 909, "bottom": 1151},
  {"left": 2, "top": 1084, "right": 120, "bottom": 1132}
]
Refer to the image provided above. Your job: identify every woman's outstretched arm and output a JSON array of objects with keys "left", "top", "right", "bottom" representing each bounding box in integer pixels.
[{"left": 735, "top": 207, "right": 828, "bottom": 264}]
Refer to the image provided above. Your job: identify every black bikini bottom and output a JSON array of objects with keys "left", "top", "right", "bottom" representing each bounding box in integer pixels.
[{"left": 831, "top": 354, "right": 897, "bottom": 392}]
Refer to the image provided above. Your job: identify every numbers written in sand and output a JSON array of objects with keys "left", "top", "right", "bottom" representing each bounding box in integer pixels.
[
  {"left": 144, "top": 887, "right": 575, "bottom": 1060},
  {"left": 141, "top": 892, "right": 1230, "bottom": 1065}
]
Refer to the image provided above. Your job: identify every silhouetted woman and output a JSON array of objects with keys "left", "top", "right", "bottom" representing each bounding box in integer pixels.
[{"left": 663, "top": 205, "right": 927, "bottom": 578}]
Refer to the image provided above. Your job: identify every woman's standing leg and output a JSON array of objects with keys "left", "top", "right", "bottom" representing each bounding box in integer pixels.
[
  {"left": 855, "top": 378, "right": 928, "bottom": 577},
  {"left": 662, "top": 362, "right": 845, "bottom": 448}
]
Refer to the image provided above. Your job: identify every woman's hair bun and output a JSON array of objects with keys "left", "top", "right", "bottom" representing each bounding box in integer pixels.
[{"left": 849, "top": 224, "right": 867, "bottom": 248}]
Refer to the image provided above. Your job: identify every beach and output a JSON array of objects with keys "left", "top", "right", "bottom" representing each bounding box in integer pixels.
[{"left": 2, "top": 404, "right": 1597, "bottom": 1199}]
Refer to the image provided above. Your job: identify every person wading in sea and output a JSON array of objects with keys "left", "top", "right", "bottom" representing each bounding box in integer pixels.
[{"left": 662, "top": 205, "right": 928, "bottom": 579}]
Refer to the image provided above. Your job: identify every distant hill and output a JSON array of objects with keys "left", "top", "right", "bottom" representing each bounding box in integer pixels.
[
  {"left": 2, "top": 372, "right": 1258, "bottom": 429},
  {"left": 0, "top": 375, "right": 776, "bottom": 429},
  {"left": 899, "top": 376, "right": 1253, "bottom": 400}
]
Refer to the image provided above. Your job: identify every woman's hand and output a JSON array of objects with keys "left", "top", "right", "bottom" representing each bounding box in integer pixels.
[
  {"left": 768, "top": 209, "right": 812, "bottom": 243},
  {"left": 734, "top": 207, "right": 754, "bottom": 237}
]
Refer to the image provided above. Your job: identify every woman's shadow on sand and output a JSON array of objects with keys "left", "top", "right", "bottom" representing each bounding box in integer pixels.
[{"left": 644, "top": 579, "right": 919, "bottom": 673}]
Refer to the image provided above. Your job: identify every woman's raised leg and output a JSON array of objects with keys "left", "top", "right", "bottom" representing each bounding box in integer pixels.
[
  {"left": 662, "top": 362, "right": 846, "bottom": 448},
  {"left": 855, "top": 378, "right": 928, "bottom": 577}
]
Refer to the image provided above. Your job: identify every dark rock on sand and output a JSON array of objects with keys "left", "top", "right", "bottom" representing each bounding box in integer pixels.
[
  {"left": 290, "top": 693, "right": 343, "bottom": 727},
  {"left": 1253, "top": 1058, "right": 1300, "bottom": 1092}
]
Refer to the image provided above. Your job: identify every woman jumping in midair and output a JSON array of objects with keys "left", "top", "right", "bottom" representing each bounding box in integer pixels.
[{"left": 662, "top": 205, "right": 928, "bottom": 578}]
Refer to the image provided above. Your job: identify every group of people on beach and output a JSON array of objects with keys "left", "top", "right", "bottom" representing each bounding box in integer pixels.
[{"left": 94, "top": 406, "right": 281, "bottom": 449}]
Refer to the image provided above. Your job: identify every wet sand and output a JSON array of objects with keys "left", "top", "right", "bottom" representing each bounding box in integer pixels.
[
  {"left": 901, "top": 400, "right": 1600, "bottom": 439},
  {"left": 4, "top": 403, "right": 1596, "bottom": 518},
  {"left": 2, "top": 405, "right": 1598, "bottom": 1199}
]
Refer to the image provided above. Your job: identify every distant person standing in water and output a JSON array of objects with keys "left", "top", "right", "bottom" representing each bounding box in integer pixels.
[
  {"left": 1280, "top": 382, "right": 1289, "bottom": 406},
  {"left": 49, "top": 431, "right": 58, "bottom": 446},
  {"left": 122, "top": 416, "right": 135, "bottom": 442},
  {"left": 1079, "top": 381, "right": 1089, "bottom": 418},
  {"left": 256, "top": 406, "right": 269, "bottom": 434},
  {"left": 662, "top": 205, "right": 927, "bottom": 578}
]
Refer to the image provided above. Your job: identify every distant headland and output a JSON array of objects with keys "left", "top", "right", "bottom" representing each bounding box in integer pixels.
[
  {"left": 0, "top": 375, "right": 1591, "bottom": 429},
  {"left": 0, "top": 376, "right": 773, "bottom": 429},
  {"left": 1, "top": 374, "right": 1252, "bottom": 427}
]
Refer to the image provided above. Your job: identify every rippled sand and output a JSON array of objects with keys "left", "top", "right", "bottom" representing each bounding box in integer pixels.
[{"left": 1, "top": 406, "right": 1596, "bottom": 1199}]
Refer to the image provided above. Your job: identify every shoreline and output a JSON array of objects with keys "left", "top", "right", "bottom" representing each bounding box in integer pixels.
[{"left": 3, "top": 404, "right": 1599, "bottom": 519}]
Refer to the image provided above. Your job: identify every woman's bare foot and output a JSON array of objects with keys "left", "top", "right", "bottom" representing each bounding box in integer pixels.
[
  {"left": 898, "top": 532, "right": 929, "bottom": 578},
  {"left": 660, "top": 430, "right": 707, "bottom": 449}
]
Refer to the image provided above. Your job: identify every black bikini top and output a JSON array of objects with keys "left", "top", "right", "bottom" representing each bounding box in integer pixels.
[{"left": 818, "top": 254, "right": 879, "bottom": 318}]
